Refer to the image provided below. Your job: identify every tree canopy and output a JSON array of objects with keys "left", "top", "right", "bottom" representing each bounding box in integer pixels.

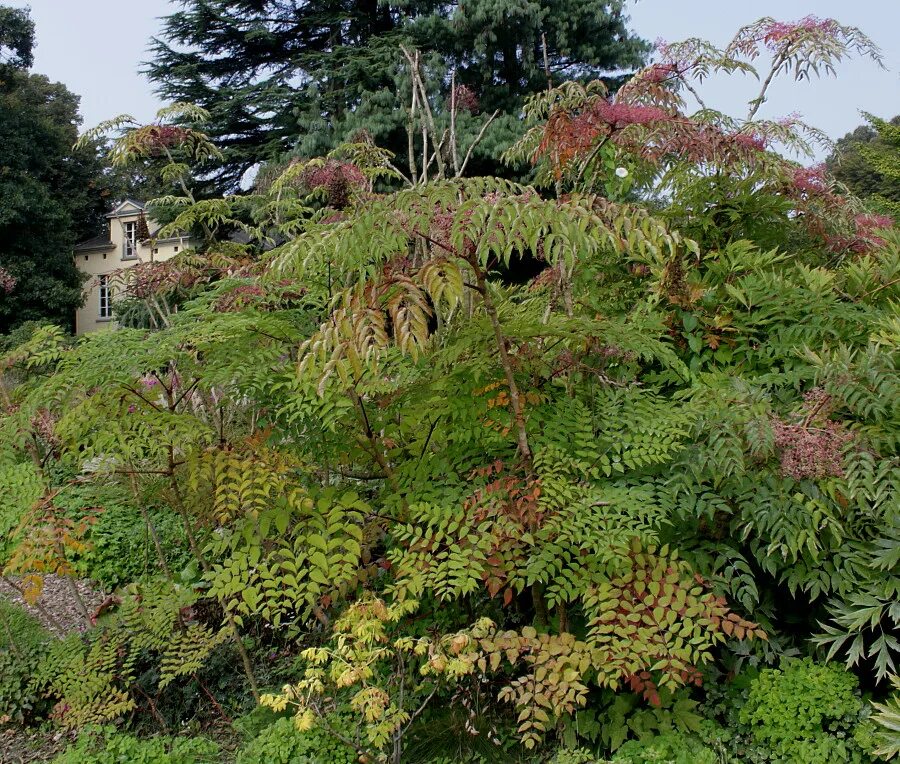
[{"left": 146, "top": 0, "right": 649, "bottom": 190}]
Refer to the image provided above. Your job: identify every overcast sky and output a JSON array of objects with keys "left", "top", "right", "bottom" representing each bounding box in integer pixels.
[{"left": 11, "top": 0, "right": 900, "bottom": 161}]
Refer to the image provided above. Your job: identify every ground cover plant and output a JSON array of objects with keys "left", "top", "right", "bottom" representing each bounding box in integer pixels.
[{"left": 0, "top": 12, "right": 897, "bottom": 764}]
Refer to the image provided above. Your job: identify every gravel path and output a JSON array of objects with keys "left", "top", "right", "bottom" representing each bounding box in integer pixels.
[{"left": 0, "top": 575, "right": 105, "bottom": 637}]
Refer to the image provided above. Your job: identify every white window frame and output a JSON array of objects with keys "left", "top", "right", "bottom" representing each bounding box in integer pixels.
[
  {"left": 98, "top": 275, "right": 112, "bottom": 319},
  {"left": 123, "top": 221, "right": 138, "bottom": 259}
]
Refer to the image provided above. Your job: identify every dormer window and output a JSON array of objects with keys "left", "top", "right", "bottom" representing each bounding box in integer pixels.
[{"left": 123, "top": 221, "right": 138, "bottom": 259}]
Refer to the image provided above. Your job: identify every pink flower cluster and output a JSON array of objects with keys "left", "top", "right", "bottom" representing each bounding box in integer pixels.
[
  {"left": 594, "top": 101, "right": 669, "bottom": 128},
  {"left": 791, "top": 164, "right": 829, "bottom": 195},
  {"left": 453, "top": 84, "right": 479, "bottom": 114},
  {"left": 0, "top": 266, "right": 16, "bottom": 294},
  {"left": 732, "top": 132, "right": 767, "bottom": 151},
  {"left": 777, "top": 112, "right": 803, "bottom": 128},
  {"left": 30, "top": 408, "right": 59, "bottom": 450},
  {"left": 645, "top": 63, "right": 680, "bottom": 84},
  {"left": 855, "top": 213, "right": 893, "bottom": 233},
  {"left": 771, "top": 389, "right": 852, "bottom": 480},
  {"left": 762, "top": 16, "right": 840, "bottom": 47},
  {"left": 302, "top": 160, "right": 366, "bottom": 208},
  {"left": 214, "top": 284, "right": 266, "bottom": 312}
]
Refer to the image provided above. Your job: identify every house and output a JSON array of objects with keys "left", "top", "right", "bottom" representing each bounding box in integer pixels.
[{"left": 73, "top": 200, "right": 195, "bottom": 335}]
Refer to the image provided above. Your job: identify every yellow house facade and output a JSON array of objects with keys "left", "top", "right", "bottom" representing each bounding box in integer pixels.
[{"left": 73, "top": 200, "right": 195, "bottom": 335}]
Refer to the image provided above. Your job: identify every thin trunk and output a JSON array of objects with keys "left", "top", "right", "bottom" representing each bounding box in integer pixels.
[
  {"left": 127, "top": 468, "right": 171, "bottom": 579},
  {"left": 531, "top": 583, "right": 549, "bottom": 627},
  {"left": 61, "top": 568, "right": 92, "bottom": 628},
  {"left": 195, "top": 673, "right": 232, "bottom": 723},
  {"left": 472, "top": 266, "right": 532, "bottom": 463},
  {"left": 1, "top": 610, "right": 21, "bottom": 655}
]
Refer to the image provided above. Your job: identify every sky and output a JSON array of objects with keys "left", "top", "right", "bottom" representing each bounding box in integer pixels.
[{"left": 11, "top": 0, "right": 900, "bottom": 162}]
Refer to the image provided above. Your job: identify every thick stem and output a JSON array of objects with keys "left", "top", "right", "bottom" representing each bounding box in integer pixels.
[
  {"left": 747, "top": 51, "right": 787, "bottom": 122},
  {"left": 403, "top": 46, "right": 446, "bottom": 179},
  {"left": 531, "top": 583, "right": 549, "bottom": 628},
  {"left": 133, "top": 684, "right": 169, "bottom": 732},
  {"left": 450, "top": 70, "right": 460, "bottom": 175},
  {"left": 472, "top": 266, "right": 532, "bottom": 463},
  {"left": 61, "top": 569, "right": 92, "bottom": 628}
]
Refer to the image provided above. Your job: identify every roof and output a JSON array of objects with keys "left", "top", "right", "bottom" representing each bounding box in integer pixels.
[
  {"left": 105, "top": 199, "right": 146, "bottom": 219},
  {"left": 74, "top": 234, "right": 115, "bottom": 252}
]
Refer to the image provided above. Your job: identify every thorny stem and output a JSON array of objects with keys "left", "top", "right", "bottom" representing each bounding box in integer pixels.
[{"left": 195, "top": 673, "right": 232, "bottom": 724}]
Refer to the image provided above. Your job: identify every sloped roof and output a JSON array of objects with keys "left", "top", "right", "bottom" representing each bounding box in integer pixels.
[
  {"left": 74, "top": 234, "right": 115, "bottom": 252},
  {"left": 105, "top": 199, "right": 146, "bottom": 219}
]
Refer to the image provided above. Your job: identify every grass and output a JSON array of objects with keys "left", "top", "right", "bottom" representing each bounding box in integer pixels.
[{"left": 0, "top": 597, "right": 50, "bottom": 652}]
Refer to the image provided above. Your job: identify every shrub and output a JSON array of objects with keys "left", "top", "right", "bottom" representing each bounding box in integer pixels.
[
  {"left": 50, "top": 727, "right": 220, "bottom": 764},
  {"left": 738, "top": 657, "right": 870, "bottom": 763},
  {"left": 0, "top": 646, "right": 44, "bottom": 725},
  {"left": 235, "top": 716, "right": 356, "bottom": 764},
  {"left": 66, "top": 489, "right": 191, "bottom": 590},
  {"left": 0, "top": 600, "right": 51, "bottom": 724},
  {"left": 0, "top": 598, "right": 49, "bottom": 653},
  {"left": 612, "top": 731, "right": 717, "bottom": 764}
]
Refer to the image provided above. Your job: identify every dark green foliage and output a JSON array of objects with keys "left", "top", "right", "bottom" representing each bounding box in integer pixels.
[
  {"left": 71, "top": 494, "right": 192, "bottom": 590},
  {"left": 612, "top": 731, "right": 717, "bottom": 764},
  {"left": 0, "top": 645, "right": 45, "bottom": 725},
  {"left": 235, "top": 716, "right": 356, "bottom": 764},
  {"left": 0, "top": 5, "right": 33, "bottom": 69},
  {"left": 828, "top": 115, "right": 900, "bottom": 217},
  {"left": 0, "top": 601, "right": 50, "bottom": 725},
  {"left": 146, "top": 0, "right": 648, "bottom": 189},
  {"left": 51, "top": 727, "right": 220, "bottom": 764},
  {"left": 0, "top": 14, "right": 897, "bottom": 764},
  {"left": 0, "top": 598, "right": 48, "bottom": 653}
]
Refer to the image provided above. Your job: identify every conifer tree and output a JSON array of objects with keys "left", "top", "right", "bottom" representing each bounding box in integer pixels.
[{"left": 146, "top": 0, "right": 648, "bottom": 189}]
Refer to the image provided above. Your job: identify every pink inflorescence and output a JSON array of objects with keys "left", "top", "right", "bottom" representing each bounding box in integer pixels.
[
  {"left": 777, "top": 111, "right": 803, "bottom": 128},
  {"left": 854, "top": 213, "right": 893, "bottom": 233},
  {"left": 302, "top": 160, "right": 366, "bottom": 208},
  {"left": 771, "top": 389, "right": 852, "bottom": 480},
  {"left": 791, "top": 163, "right": 829, "bottom": 194},
  {"left": 645, "top": 63, "right": 680, "bottom": 84},
  {"left": 453, "top": 84, "right": 479, "bottom": 114},
  {"left": 594, "top": 101, "right": 669, "bottom": 128},
  {"left": 732, "top": 132, "right": 768, "bottom": 151},
  {"left": 0, "top": 266, "right": 16, "bottom": 294},
  {"left": 762, "top": 16, "right": 840, "bottom": 47},
  {"left": 30, "top": 408, "right": 59, "bottom": 449}
]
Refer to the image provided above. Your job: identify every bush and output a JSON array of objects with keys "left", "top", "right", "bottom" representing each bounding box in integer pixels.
[
  {"left": 235, "top": 716, "right": 356, "bottom": 764},
  {"left": 71, "top": 494, "right": 192, "bottom": 590},
  {"left": 612, "top": 731, "right": 717, "bottom": 764},
  {"left": 51, "top": 727, "right": 220, "bottom": 764},
  {"left": 0, "top": 600, "right": 51, "bottom": 724},
  {"left": 738, "top": 657, "right": 870, "bottom": 763},
  {"left": 0, "top": 598, "right": 49, "bottom": 653},
  {"left": 0, "top": 646, "right": 44, "bottom": 725}
]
